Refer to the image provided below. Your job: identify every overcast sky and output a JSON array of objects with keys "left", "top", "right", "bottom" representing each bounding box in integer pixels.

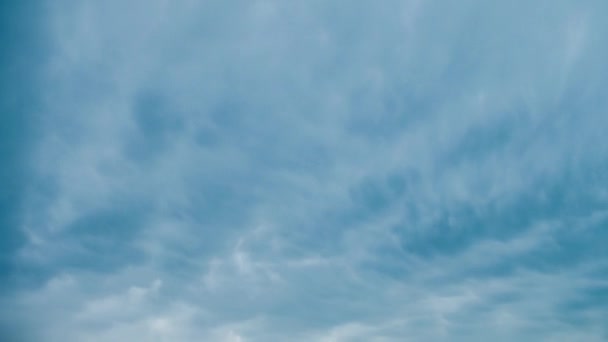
[{"left": 2, "top": 1, "right": 608, "bottom": 341}]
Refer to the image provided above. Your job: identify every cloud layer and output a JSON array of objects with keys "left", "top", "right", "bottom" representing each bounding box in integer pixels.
[{"left": 2, "top": 0, "right": 608, "bottom": 341}]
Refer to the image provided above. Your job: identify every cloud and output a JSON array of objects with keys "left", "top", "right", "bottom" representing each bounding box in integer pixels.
[{"left": 2, "top": 0, "right": 608, "bottom": 341}]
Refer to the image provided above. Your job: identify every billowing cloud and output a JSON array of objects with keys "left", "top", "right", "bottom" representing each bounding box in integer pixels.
[{"left": 2, "top": 0, "right": 608, "bottom": 341}]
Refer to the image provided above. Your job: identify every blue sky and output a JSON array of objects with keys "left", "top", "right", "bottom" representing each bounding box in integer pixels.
[{"left": 2, "top": 0, "right": 608, "bottom": 341}]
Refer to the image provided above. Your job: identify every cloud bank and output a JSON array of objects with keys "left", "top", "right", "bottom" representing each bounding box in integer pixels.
[{"left": 2, "top": 0, "right": 608, "bottom": 341}]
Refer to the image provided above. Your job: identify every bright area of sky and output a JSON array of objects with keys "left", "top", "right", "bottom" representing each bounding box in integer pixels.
[{"left": 1, "top": 1, "right": 608, "bottom": 341}]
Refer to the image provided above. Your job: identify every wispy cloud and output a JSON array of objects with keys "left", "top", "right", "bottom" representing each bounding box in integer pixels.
[{"left": 2, "top": 0, "right": 608, "bottom": 341}]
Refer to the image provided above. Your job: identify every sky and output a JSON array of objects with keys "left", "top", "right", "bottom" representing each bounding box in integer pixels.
[{"left": 1, "top": 0, "right": 608, "bottom": 341}]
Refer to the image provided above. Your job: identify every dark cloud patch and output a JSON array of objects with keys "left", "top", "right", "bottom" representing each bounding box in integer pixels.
[
  {"left": 126, "top": 90, "right": 184, "bottom": 162},
  {"left": 0, "top": 0, "right": 47, "bottom": 290},
  {"left": 56, "top": 203, "right": 151, "bottom": 271},
  {"left": 348, "top": 172, "right": 412, "bottom": 215},
  {"left": 391, "top": 160, "right": 608, "bottom": 276},
  {"left": 194, "top": 125, "right": 221, "bottom": 147}
]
